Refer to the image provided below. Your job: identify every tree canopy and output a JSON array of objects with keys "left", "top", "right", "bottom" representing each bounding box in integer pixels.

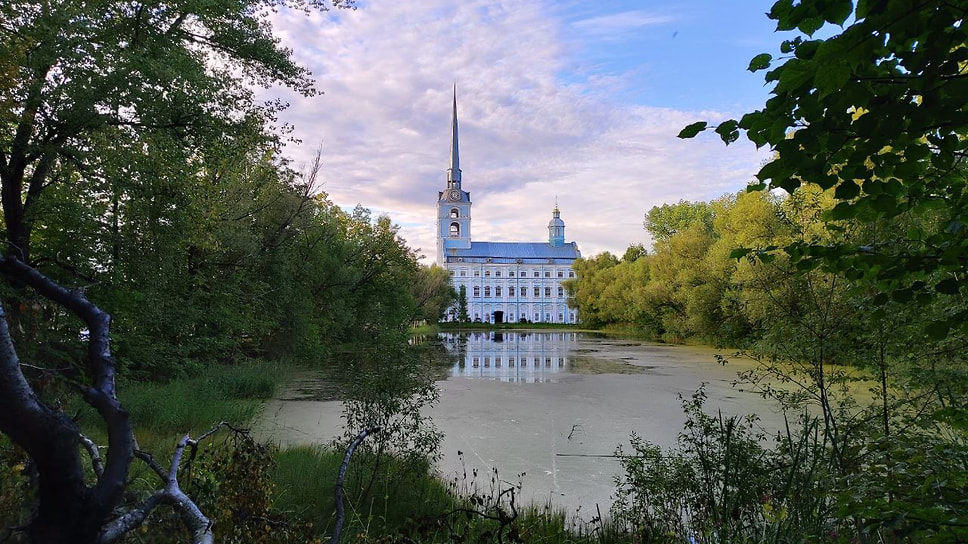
[
  {"left": 680, "top": 0, "right": 968, "bottom": 340},
  {"left": 0, "top": 0, "right": 467, "bottom": 541}
]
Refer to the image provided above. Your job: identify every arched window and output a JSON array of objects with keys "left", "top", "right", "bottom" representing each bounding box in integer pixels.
[
  {"left": 450, "top": 208, "right": 459, "bottom": 218},
  {"left": 449, "top": 222, "right": 460, "bottom": 237}
]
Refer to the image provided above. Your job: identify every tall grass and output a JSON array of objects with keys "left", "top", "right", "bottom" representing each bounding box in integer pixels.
[
  {"left": 119, "top": 360, "right": 283, "bottom": 436},
  {"left": 272, "top": 445, "right": 459, "bottom": 538}
]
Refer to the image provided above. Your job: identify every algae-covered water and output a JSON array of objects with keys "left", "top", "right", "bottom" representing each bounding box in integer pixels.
[{"left": 256, "top": 331, "right": 784, "bottom": 517}]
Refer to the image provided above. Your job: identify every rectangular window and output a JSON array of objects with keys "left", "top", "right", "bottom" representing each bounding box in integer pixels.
[
  {"left": 544, "top": 271, "right": 550, "bottom": 277},
  {"left": 495, "top": 286, "right": 502, "bottom": 297},
  {"left": 534, "top": 287, "right": 540, "bottom": 297},
  {"left": 484, "top": 286, "right": 491, "bottom": 297},
  {"left": 557, "top": 271, "right": 563, "bottom": 278},
  {"left": 569, "top": 271, "right": 575, "bottom": 278},
  {"left": 534, "top": 312, "right": 539, "bottom": 321},
  {"left": 533, "top": 271, "right": 539, "bottom": 277},
  {"left": 473, "top": 287, "right": 480, "bottom": 297},
  {"left": 495, "top": 270, "right": 501, "bottom": 277},
  {"left": 474, "top": 270, "right": 480, "bottom": 277},
  {"left": 558, "top": 287, "right": 564, "bottom": 297},
  {"left": 484, "top": 270, "right": 490, "bottom": 277},
  {"left": 558, "top": 313, "right": 564, "bottom": 321},
  {"left": 509, "top": 271, "right": 515, "bottom": 277},
  {"left": 545, "top": 287, "right": 551, "bottom": 297},
  {"left": 508, "top": 286, "right": 515, "bottom": 297}
]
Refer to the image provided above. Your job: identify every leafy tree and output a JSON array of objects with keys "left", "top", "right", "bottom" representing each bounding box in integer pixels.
[
  {"left": 456, "top": 284, "right": 469, "bottom": 322},
  {"left": 680, "top": 0, "right": 968, "bottom": 341},
  {"left": 676, "top": 1, "right": 968, "bottom": 539},
  {"left": 622, "top": 243, "right": 648, "bottom": 263},
  {"left": 0, "top": 0, "right": 357, "bottom": 541},
  {"left": 645, "top": 200, "right": 714, "bottom": 243},
  {"left": 408, "top": 265, "right": 457, "bottom": 325}
]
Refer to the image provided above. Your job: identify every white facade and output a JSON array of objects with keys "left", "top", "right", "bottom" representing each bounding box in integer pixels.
[{"left": 436, "top": 92, "right": 581, "bottom": 324}]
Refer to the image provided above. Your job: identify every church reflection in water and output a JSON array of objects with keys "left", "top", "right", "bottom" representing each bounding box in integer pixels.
[{"left": 439, "top": 331, "right": 577, "bottom": 383}]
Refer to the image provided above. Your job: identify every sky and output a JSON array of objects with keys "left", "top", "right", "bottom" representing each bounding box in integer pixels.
[{"left": 261, "top": 0, "right": 787, "bottom": 263}]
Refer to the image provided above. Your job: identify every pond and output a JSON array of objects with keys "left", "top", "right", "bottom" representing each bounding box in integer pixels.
[{"left": 256, "top": 331, "right": 785, "bottom": 517}]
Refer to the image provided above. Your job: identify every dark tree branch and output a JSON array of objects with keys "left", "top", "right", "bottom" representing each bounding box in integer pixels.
[
  {"left": 0, "top": 253, "right": 133, "bottom": 542},
  {"left": 332, "top": 426, "right": 381, "bottom": 544}
]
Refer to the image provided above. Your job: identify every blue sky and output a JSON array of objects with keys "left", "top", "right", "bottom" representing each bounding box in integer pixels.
[{"left": 264, "top": 1, "right": 788, "bottom": 262}]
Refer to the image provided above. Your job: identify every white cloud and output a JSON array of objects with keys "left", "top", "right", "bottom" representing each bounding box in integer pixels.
[
  {"left": 261, "top": 0, "right": 768, "bottom": 263},
  {"left": 571, "top": 10, "right": 677, "bottom": 36}
]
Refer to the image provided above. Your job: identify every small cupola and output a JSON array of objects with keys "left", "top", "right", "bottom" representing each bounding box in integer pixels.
[{"left": 548, "top": 204, "right": 565, "bottom": 247}]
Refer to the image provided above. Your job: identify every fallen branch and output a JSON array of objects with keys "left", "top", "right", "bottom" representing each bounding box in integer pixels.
[{"left": 99, "top": 422, "right": 241, "bottom": 544}]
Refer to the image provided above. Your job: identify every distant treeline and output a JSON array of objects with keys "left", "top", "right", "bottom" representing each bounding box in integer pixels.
[{"left": 566, "top": 186, "right": 960, "bottom": 371}]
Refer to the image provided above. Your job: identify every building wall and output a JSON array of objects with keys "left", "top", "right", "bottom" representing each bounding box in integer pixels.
[{"left": 444, "top": 261, "right": 577, "bottom": 323}]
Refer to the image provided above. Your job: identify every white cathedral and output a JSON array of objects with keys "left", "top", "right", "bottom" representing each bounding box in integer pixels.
[{"left": 436, "top": 93, "right": 581, "bottom": 324}]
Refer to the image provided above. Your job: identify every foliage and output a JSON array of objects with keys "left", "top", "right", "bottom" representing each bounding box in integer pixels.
[
  {"left": 457, "top": 284, "right": 470, "bottom": 323},
  {"left": 0, "top": 0, "right": 437, "bottom": 539},
  {"left": 661, "top": 4, "right": 968, "bottom": 539},
  {"left": 613, "top": 389, "right": 835, "bottom": 544},
  {"left": 681, "top": 0, "right": 968, "bottom": 342},
  {"left": 139, "top": 431, "right": 322, "bottom": 544},
  {"left": 645, "top": 200, "right": 714, "bottom": 243},
  {"left": 408, "top": 265, "right": 458, "bottom": 325},
  {"left": 315, "top": 339, "right": 446, "bottom": 543}
]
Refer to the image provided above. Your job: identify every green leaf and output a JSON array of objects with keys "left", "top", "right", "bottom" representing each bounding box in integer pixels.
[
  {"left": 798, "top": 16, "right": 825, "bottom": 36},
  {"left": 814, "top": 62, "right": 851, "bottom": 97},
  {"left": 925, "top": 320, "right": 950, "bottom": 341},
  {"left": 892, "top": 288, "right": 913, "bottom": 303},
  {"left": 678, "top": 121, "right": 708, "bottom": 139},
  {"left": 822, "top": 0, "right": 852, "bottom": 25},
  {"left": 834, "top": 180, "right": 860, "bottom": 200},
  {"left": 870, "top": 194, "right": 897, "bottom": 214},
  {"left": 748, "top": 53, "right": 773, "bottom": 72},
  {"left": 715, "top": 120, "right": 740, "bottom": 145},
  {"left": 935, "top": 278, "right": 960, "bottom": 295}
]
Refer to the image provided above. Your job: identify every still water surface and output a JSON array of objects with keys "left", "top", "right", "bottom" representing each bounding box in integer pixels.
[{"left": 256, "top": 331, "right": 784, "bottom": 516}]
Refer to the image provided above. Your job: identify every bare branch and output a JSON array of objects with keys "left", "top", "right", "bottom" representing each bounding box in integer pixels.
[
  {"left": 79, "top": 433, "right": 104, "bottom": 478},
  {"left": 102, "top": 423, "right": 242, "bottom": 544},
  {"left": 332, "top": 426, "right": 381, "bottom": 544}
]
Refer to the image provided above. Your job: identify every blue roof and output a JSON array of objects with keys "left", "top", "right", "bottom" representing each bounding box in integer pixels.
[{"left": 446, "top": 241, "right": 580, "bottom": 264}]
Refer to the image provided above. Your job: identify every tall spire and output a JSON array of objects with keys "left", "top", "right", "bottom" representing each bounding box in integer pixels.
[{"left": 447, "top": 84, "right": 461, "bottom": 185}]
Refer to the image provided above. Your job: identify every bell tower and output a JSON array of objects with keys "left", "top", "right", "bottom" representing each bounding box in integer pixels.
[{"left": 437, "top": 87, "right": 472, "bottom": 264}]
